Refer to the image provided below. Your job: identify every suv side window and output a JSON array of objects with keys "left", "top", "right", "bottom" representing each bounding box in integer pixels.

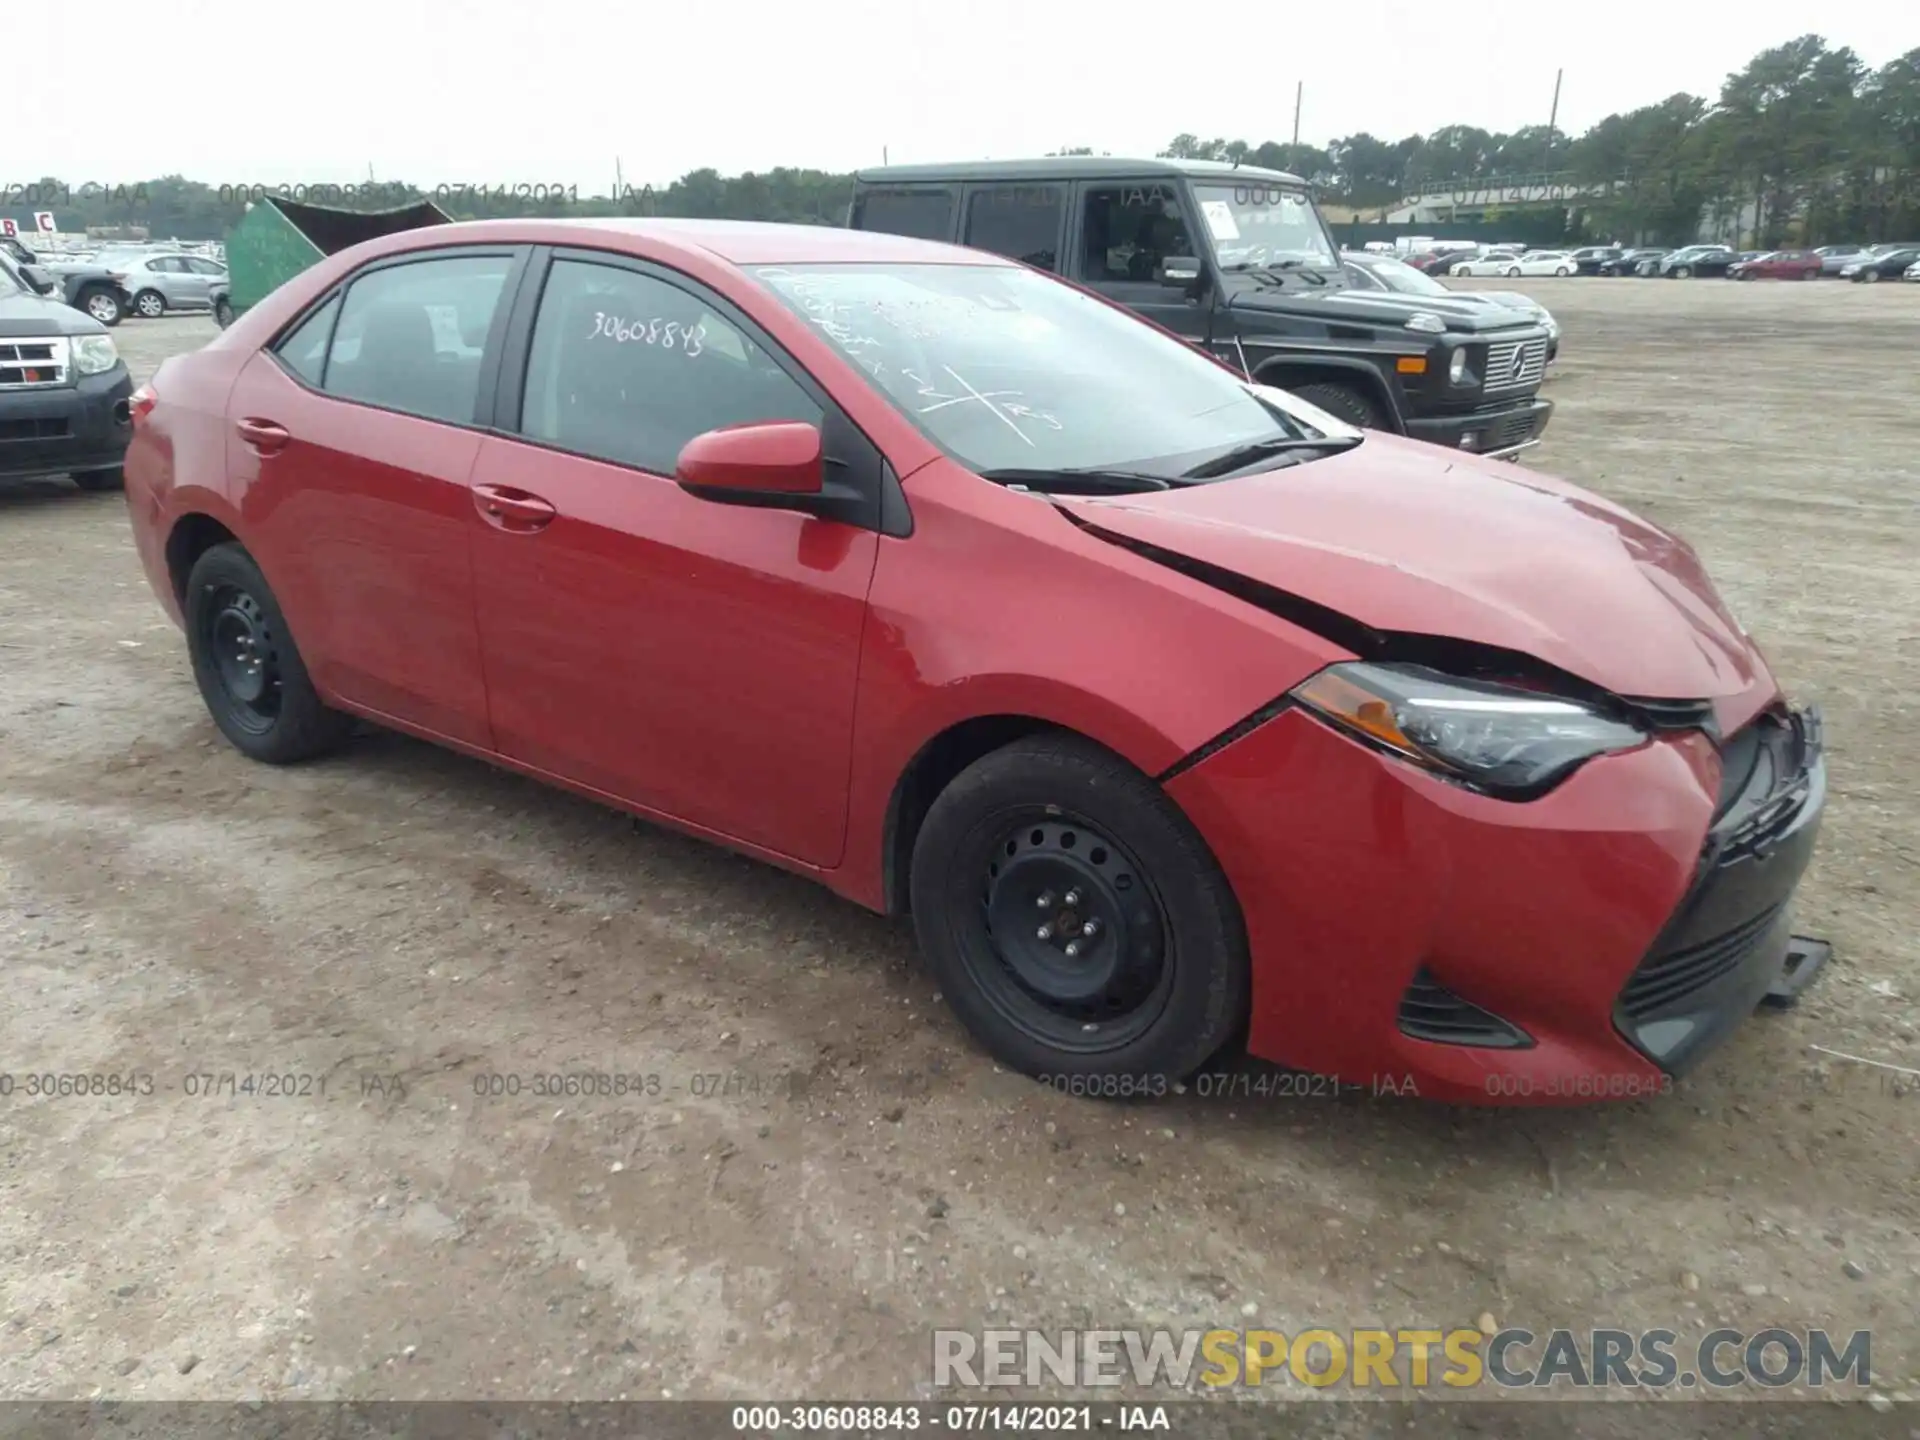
[
  {"left": 1079, "top": 185, "right": 1198, "bottom": 285},
  {"left": 517, "top": 258, "right": 821, "bottom": 476},
  {"left": 321, "top": 254, "right": 512, "bottom": 425},
  {"left": 852, "top": 187, "right": 954, "bottom": 242},
  {"left": 962, "top": 184, "right": 1064, "bottom": 271}
]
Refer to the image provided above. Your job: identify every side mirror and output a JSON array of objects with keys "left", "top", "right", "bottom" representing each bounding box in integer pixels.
[
  {"left": 676, "top": 420, "right": 824, "bottom": 503},
  {"left": 1158, "top": 256, "right": 1202, "bottom": 287},
  {"left": 23, "top": 264, "right": 56, "bottom": 295}
]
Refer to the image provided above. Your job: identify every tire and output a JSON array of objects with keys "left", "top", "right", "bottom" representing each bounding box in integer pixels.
[
  {"left": 1505, "top": 266, "right": 1522, "bottom": 278},
  {"left": 133, "top": 289, "right": 167, "bottom": 318},
  {"left": 73, "top": 467, "right": 124, "bottom": 492},
  {"left": 213, "top": 297, "right": 234, "bottom": 328},
  {"left": 78, "top": 285, "right": 124, "bottom": 326},
  {"left": 1674, "top": 266, "right": 1692, "bottom": 279},
  {"left": 1862, "top": 269, "right": 1881, "bottom": 284},
  {"left": 908, "top": 733, "right": 1249, "bottom": 1085},
  {"left": 184, "top": 543, "right": 353, "bottom": 764},
  {"left": 1288, "top": 381, "right": 1384, "bottom": 430},
  {"left": 1554, "top": 266, "right": 1570, "bottom": 276}
]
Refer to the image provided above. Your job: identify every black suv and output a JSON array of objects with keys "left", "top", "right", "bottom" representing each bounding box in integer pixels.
[
  {"left": 0, "top": 251, "right": 135, "bottom": 490},
  {"left": 847, "top": 158, "right": 1553, "bottom": 459}
]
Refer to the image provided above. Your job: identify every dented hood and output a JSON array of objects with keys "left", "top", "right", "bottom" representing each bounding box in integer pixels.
[{"left": 1064, "top": 436, "right": 1770, "bottom": 702}]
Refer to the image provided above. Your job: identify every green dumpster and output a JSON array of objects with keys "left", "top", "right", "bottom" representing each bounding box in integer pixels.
[{"left": 222, "top": 196, "right": 452, "bottom": 324}]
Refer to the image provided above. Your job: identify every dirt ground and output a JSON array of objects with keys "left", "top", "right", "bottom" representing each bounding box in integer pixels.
[{"left": 2, "top": 278, "right": 1917, "bottom": 1421}]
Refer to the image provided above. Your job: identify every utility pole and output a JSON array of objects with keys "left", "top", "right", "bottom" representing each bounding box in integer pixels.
[
  {"left": 615, "top": 157, "right": 624, "bottom": 201},
  {"left": 1548, "top": 69, "right": 1563, "bottom": 147},
  {"left": 883, "top": 145, "right": 889, "bottom": 165},
  {"left": 1292, "top": 82, "right": 1303, "bottom": 150}
]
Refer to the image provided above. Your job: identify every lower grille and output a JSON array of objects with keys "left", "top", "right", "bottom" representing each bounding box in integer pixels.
[
  {"left": 1618, "top": 903, "right": 1784, "bottom": 1021},
  {"left": 1481, "top": 407, "right": 1546, "bottom": 449},
  {"left": 1398, "top": 968, "right": 1532, "bottom": 1048},
  {"left": 0, "top": 416, "right": 73, "bottom": 442}
]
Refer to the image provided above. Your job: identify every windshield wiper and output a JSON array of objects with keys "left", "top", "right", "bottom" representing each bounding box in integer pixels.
[
  {"left": 1180, "top": 434, "right": 1363, "bottom": 480},
  {"left": 979, "top": 467, "right": 1174, "bottom": 495}
]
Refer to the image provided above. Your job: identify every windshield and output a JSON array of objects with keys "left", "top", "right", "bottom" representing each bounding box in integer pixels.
[
  {"left": 1349, "top": 256, "right": 1448, "bottom": 297},
  {"left": 754, "top": 262, "right": 1345, "bottom": 479},
  {"left": 1190, "top": 183, "right": 1339, "bottom": 271}
]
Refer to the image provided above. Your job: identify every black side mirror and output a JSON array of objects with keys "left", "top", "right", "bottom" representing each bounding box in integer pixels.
[
  {"left": 23, "top": 265, "right": 57, "bottom": 296},
  {"left": 1158, "top": 256, "right": 1203, "bottom": 288}
]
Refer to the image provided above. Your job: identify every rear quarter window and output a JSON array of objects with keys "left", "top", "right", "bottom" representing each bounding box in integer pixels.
[{"left": 852, "top": 187, "right": 955, "bottom": 242}]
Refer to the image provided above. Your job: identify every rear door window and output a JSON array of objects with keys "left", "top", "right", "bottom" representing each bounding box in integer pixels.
[
  {"left": 961, "top": 185, "right": 1065, "bottom": 272},
  {"left": 852, "top": 187, "right": 955, "bottom": 242},
  {"left": 319, "top": 254, "right": 513, "bottom": 425}
]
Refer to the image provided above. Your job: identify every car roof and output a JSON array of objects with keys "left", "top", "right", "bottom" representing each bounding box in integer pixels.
[
  {"left": 852, "top": 156, "right": 1308, "bottom": 186},
  {"left": 343, "top": 217, "right": 1015, "bottom": 269}
]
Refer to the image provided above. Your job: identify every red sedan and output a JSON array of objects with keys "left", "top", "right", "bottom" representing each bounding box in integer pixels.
[
  {"left": 123, "top": 219, "right": 1827, "bottom": 1104},
  {"left": 1730, "top": 249, "right": 1823, "bottom": 280}
]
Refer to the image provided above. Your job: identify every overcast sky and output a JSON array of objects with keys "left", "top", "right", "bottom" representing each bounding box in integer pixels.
[{"left": 20, "top": 1, "right": 1914, "bottom": 190}]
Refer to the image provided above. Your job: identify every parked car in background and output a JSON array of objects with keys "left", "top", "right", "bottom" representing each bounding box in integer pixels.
[
  {"left": 123, "top": 216, "right": 1827, "bottom": 1101},
  {"left": 1845, "top": 246, "right": 1920, "bottom": 282},
  {"left": 1904, "top": 258, "right": 1920, "bottom": 282},
  {"left": 1600, "top": 247, "right": 1667, "bottom": 275},
  {"left": 1815, "top": 244, "right": 1870, "bottom": 276},
  {"left": 1729, "top": 249, "right": 1822, "bottom": 280},
  {"left": 1409, "top": 249, "right": 1479, "bottom": 275},
  {"left": 1340, "top": 252, "right": 1560, "bottom": 360},
  {"left": 1449, "top": 252, "right": 1529, "bottom": 276},
  {"left": 1658, "top": 245, "right": 1737, "bottom": 278},
  {"left": 1, "top": 234, "right": 131, "bottom": 326},
  {"left": 0, "top": 250, "right": 134, "bottom": 491},
  {"left": 109, "top": 251, "right": 230, "bottom": 317},
  {"left": 1568, "top": 246, "right": 1621, "bottom": 275}
]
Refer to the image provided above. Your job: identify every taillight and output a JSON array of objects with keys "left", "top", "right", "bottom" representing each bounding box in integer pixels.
[{"left": 129, "top": 384, "right": 157, "bottom": 422}]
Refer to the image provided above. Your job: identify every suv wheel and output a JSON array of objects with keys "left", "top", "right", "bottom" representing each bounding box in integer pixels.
[
  {"left": 133, "top": 289, "right": 167, "bottom": 318},
  {"left": 80, "top": 286, "right": 124, "bottom": 326},
  {"left": 1287, "top": 381, "right": 1383, "bottom": 430},
  {"left": 73, "top": 467, "right": 124, "bottom": 492},
  {"left": 184, "top": 543, "right": 354, "bottom": 764},
  {"left": 909, "top": 734, "right": 1249, "bottom": 1085}
]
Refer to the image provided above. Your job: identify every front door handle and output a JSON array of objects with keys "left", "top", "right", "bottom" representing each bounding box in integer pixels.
[
  {"left": 473, "top": 483, "right": 557, "bottom": 532},
  {"left": 236, "top": 417, "right": 290, "bottom": 453}
]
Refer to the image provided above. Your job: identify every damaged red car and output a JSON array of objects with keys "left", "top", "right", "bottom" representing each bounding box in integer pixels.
[{"left": 123, "top": 219, "right": 1828, "bottom": 1104}]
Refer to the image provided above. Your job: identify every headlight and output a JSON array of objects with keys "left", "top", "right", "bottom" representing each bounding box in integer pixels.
[
  {"left": 1447, "top": 348, "right": 1468, "bottom": 383},
  {"left": 1291, "top": 662, "right": 1648, "bottom": 796},
  {"left": 70, "top": 334, "right": 119, "bottom": 376},
  {"left": 1404, "top": 312, "right": 1446, "bottom": 334}
]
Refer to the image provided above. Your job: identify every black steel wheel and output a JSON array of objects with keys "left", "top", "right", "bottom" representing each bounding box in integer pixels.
[
  {"left": 910, "top": 734, "right": 1248, "bottom": 1086},
  {"left": 184, "top": 543, "right": 352, "bottom": 763}
]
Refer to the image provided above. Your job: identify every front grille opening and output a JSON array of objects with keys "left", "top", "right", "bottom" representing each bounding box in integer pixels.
[
  {"left": 0, "top": 416, "right": 72, "bottom": 442},
  {"left": 1398, "top": 967, "right": 1533, "bottom": 1048},
  {"left": 1618, "top": 903, "right": 1784, "bottom": 1020}
]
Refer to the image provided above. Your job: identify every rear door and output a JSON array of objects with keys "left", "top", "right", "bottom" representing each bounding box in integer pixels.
[
  {"left": 221, "top": 245, "right": 523, "bottom": 745},
  {"left": 463, "top": 247, "right": 881, "bottom": 865}
]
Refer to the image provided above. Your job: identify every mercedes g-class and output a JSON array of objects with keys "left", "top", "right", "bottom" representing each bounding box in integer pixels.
[{"left": 847, "top": 158, "right": 1554, "bottom": 458}]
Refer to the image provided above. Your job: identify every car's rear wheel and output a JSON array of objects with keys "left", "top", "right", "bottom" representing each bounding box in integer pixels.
[
  {"left": 79, "top": 286, "right": 124, "bottom": 326},
  {"left": 909, "top": 734, "right": 1249, "bottom": 1086},
  {"left": 1554, "top": 266, "right": 1570, "bottom": 276},
  {"left": 1506, "top": 266, "right": 1521, "bottom": 278},
  {"left": 213, "top": 297, "right": 234, "bottom": 328},
  {"left": 1286, "top": 381, "right": 1383, "bottom": 430},
  {"left": 184, "top": 543, "right": 353, "bottom": 764},
  {"left": 133, "top": 289, "right": 166, "bottom": 318},
  {"left": 1674, "top": 265, "right": 1693, "bottom": 279},
  {"left": 1863, "top": 269, "right": 1881, "bottom": 284},
  {"left": 73, "top": 467, "right": 123, "bottom": 492}
]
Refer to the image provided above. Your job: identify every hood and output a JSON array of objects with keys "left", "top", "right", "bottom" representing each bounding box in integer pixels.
[
  {"left": 1222, "top": 275, "right": 1537, "bottom": 335},
  {"left": 0, "top": 290, "right": 105, "bottom": 337},
  {"left": 1059, "top": 436, "right": 1769, "bottom": 703}
]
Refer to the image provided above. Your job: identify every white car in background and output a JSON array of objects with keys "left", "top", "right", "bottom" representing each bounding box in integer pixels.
[
  {"left": 1480, "top": 250, "right": 1580, "bottom": 278},
  {"left": 1906, "top": 258, "right": 1920, "bottom": 282},
  {"left": 1449, "top": 252, "right": 1521, "bottom": 276}
]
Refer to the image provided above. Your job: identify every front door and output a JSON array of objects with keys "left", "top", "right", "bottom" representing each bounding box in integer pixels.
[
  {"left": 466, "top": 250, "right": 878, "bottom": 867},
  {"left": 1066, "top": 180, "right": 1214, "bottom": 346}
]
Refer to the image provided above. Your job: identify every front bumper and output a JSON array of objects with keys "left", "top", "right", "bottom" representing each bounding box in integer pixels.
[
  {"left": 0, "top": 365, "right": 135, "bottom": 480},
  {"left": 1403, "top": 396, "right": 1553, "bottom": 459},
  {"left": 1165, "top": 699, "right": 1824, "bottom": 1104}
]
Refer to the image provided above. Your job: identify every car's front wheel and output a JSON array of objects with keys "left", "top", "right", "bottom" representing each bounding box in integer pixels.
[
  {"left": 133, "top": 289, "right": 167, "bottom": 318},
  {"left": 1506, "top": 266, "right": 1522, "bottom": 278},
  {"left": 73, "top": 467, "right": 123, "bottom": 492},
  {"left": 1286, "top": 381, "right": 1383, "bottom": 430},
  {"left": 909, "top": 734, "right": 1249, "bottom": 1087},
  {"left": 1862, "top": 269, "right": 1881, "bottom": 284},
  {"left": 184, "top": 543, "right": 354, "bottom": 764},
  {"left": 79, "top": 285, "right": 124, "bottom": 326},
  {"left": 1673, "top": 265, "right": 1693, "bottom": 279}
]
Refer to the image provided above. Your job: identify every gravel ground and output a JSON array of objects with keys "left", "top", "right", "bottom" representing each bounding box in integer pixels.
[{"left": 1, "top": 279, "right": 1916, "bottom": 1423}]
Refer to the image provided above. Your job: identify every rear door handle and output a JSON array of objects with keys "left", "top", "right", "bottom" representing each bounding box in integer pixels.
[
  {"left": 473, "top": 483, "right": 557, "bottom": 531},
  {"left": 236, "top": 417, "right": 290, "bottom": 453}
]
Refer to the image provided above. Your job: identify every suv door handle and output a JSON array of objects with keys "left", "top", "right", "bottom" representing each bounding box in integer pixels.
[
  {"left": 236, "top": 417, "right": 290, "bottom": 453},
  {"left": 473, "top": 483, "right": 557, "bottom": 531}
]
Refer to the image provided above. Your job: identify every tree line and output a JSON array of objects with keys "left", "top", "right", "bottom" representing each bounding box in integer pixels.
[{"left": 11, "top": 35, "right": 1915, "bottom": 247}]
